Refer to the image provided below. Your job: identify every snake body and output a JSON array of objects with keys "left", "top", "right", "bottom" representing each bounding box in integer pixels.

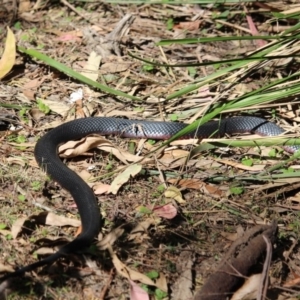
[{"left": 1, "top": 116, "right": 298, "bottom": 279}]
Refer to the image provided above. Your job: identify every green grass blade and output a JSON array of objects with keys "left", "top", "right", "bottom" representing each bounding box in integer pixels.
[
  {"left": 18, "top": 47, "right": 141, "bottom": 101},
  {"left": 157, "top": 35, "right": 297, "bottom": 46}
]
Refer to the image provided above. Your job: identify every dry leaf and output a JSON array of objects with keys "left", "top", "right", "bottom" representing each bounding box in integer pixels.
[
  {"left": 81, "top": 51, "right": 101, "bottom": 81},
  {"left": 35, "top": 247, "right": 56, "bottom": 255},
  {"left": 41, "top": 98, "right": 70, "bottom": 116},
  {"left": 168, "top": 178, "right": 224, "bottom": 198},
  {"left": 156, "top": 273, "right": 168, "bottom": 293},
  {"left": 59, "top": 136, "right": 108, "bottom": 157},
  {"left": 128, "top": 218, "right": 158, "bottom": 241},
  {"left": 231, "top": 273, "right": 262, "bottom": 300},
  {"left": 6, "top": 157, "right": 27, "bottom": 166},
  {"left": 30, "top": 107, "right": 46, "bottom": 120},
  {"left": 109, "top": 164, "right": 142, "bottom": 194},
  {"left": 22, "top": 78, "right": 43, "bottom": 101},
  {"left": 93, "top": 183, "right": 110, "bottom": 195},
  {"left": 0, "top": 27, "right": 16, "bottom": 79},
  {"left": 157, "top": 156, "right": 188, "bottom": 169},
  {"left": 105, "top": 110, "right": 141, "bottom": 118},
  {"left": 108, "top": 246, "right": 167, "bottom": 292},
  {"left": 0, "top": 263, "right": 15, "bottom": 273},
  {"left": 215, "top": 158, "right": 265, "bottom": 171},
  {"left": 167, "top": 178, "right": 205, "bottom": 190},
  {"left": 18, "top": 0, "right": 31, "bottom": 13},
  {"left": 59, "top": 136, "right": 142, "bottom": 165},
  {"left": 173, "top": 20, "right": 202, "bottom": 31},
  {"left": 153, "top": 204, "right": 177, "bottom": 219},
  {"left": 165, "top": 186, "right": 186, "bottom": 204},
  {"left": 100, "top": 62, "right": 131, "bottom": 74},
  {"left": 11, "top": 216, "right": 27, "bottom": 239},
  {"left": 16, "top": 211, "right": 81, "bottom": 228},
  {"left": 78, "top": 169, "right": 93, "bottom": 181},
  {"left": 45, "top": 212, "right": 80, "bottom": 227},
  {"left": 202, "top": 184, "right": 223, "bottom": 198},
  {"left": 220, "top": 232, "right": 239, "bottom": 242},
  {"left": 97, "top": 228, "right": 124, "bottom": 250},
  {"left": 283, "top": 272, "right": 300, "bottom": 288}
]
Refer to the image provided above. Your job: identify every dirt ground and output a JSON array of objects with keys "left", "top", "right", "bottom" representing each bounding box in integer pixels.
[{"left": 1, "top": 1, "right": 300, "bottom": 299}]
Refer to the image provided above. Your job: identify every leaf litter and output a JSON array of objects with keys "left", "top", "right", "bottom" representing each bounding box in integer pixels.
[{"left": 1, "top": 1, "right": 300, "bottom": 299}]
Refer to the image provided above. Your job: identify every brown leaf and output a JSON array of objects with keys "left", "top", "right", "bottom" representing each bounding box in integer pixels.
[
  {"left": 18, "top": 0, "right": 31, "bottom": 13},
  {"left": 202, "top": 184, "right": 223, "bottom": 198},
  {"left": 0, "top": 263, "right": 15, "bottom": 273},
  {"left": 168, "top": 178, "right": 205, "bottom": 190},
  {"left": 11, "top": 217, "right": 27, "bottom": 239},
  {"left": 128, "top": 218, "right": 158, "bottom": 242},
  {"left": 93, "top": 183, "right": 110, "bottom": 195},
  {"left": 97, "top": 228, "right": 124, "bottom": 250},
  {"left": 108, "top": 246, "right": 167, "bottom": 292},
  {"left": 59, "top": 137, "right": 109, "bottom": 157},
  {"left": 173, "top": 20, "right": 202, "bottom": 31},
  {"left": 100, "top": 62, "right": 131, "bottom": 75},
  {"left": 109, "top": 164, "right": 142, "bottom": 194},
  {"left": 59, "top": 136, "right": 143, "bottom": 164},
  {"left": 22, "top": 78, "right": 42, "bottom": 101},
  {"left": 45, "top": 212, "right": 80, "bottom": 227},
  {"left": 169, "top": 178, "right": 224, "bottom": 198}
]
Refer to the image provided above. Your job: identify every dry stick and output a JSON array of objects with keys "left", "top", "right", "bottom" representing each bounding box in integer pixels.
[
  {"left": 262, "top": 236, "right": 272, "bottom": 299},
  {"left": 257, "top": 235, "right": 272, "bottom": 300},
  {"left": 272, "top": 285, "right": 300, "bottom": 296},
  {"left": 99, "top": 269, "right": 114, "bottom": 300},
  {"left": 59, "top": 0, "right": 96, "bottom": 25},
  {"left": 283, "top": 237, "right": 298, "bottom": 261}
]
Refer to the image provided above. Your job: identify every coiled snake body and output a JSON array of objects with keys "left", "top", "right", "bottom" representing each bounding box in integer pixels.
[{"left": 1, "top": 116, "right": 298, "bottom": 279}]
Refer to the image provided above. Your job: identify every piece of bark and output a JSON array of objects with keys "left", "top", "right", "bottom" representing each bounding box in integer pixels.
[{"left": 194, "top": 221, "right": 278, "bottom": 300}]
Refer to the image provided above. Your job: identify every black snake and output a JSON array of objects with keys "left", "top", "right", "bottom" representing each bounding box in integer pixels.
[{"left": 1, "top": 116, "right": 298, "bottom": 280}]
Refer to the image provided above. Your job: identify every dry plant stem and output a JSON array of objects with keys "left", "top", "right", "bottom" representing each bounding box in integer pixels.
[
  {"left": 262, "top": 236, "right": 272, "bottom": 298},
  {"left": 216, "top": 19, "right": 252, "bottom": 34},
  {"left": 257, "top": 235, "right": 272, "bottom": 300},
  {"left": 99, "top": 269, "right": 114, "bottom": 300},
  {"left": 272, "top": 285, "right": 300, "bottom": 295},
  {"left": 196, "top": 45, "right": 208, "bottom": 77},
  {"left": 32, "top": 0, "right": 44, "bottom": 10},
  {"left": 283, "top": 237, "right": 298, "bottom": 261},
  {"left": 59, "top": 0, "right": 95, "bottom": 24}
]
